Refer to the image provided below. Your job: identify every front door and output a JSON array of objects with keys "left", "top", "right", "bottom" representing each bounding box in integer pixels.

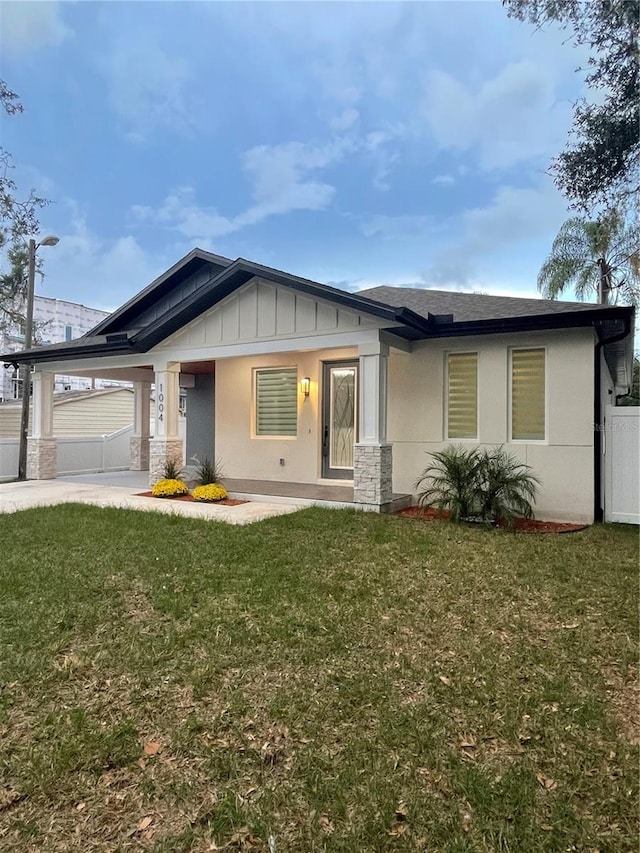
[{"left": 322, "top": 360, "right": 358, "bottom": 479}]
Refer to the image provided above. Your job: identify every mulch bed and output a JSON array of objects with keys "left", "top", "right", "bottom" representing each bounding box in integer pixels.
[
  {"left": 395, "top": 505, "right": 588, "bottom": 534},
  {"left": 136, "top": 491, "right": 248, "bottom": 507}
]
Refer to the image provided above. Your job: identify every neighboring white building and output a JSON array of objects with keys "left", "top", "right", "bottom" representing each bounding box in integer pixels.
[{"left": 1, "top": 295, "right": 129, "bottom": 401}]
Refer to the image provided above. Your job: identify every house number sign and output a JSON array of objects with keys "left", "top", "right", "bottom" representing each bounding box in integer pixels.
[{"left": 158, "top": 383, "right": 164, "bottom": 422}]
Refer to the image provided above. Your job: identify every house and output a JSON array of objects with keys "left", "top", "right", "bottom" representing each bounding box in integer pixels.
[
  {"left": 0, "top": 294, "right": 128, "bottom": 401},
  {"left": 2, "top": 249, "right": 634, "bottom": 523}
]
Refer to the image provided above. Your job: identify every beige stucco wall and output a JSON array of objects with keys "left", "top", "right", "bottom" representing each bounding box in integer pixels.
[
  {"left": 215, "top": 346, "right": 357, "bottom": 483},
  {"left": 388, "top": 327, "right": 596, "bottom": 523},
  {"left": 212, "top": 326, "right": 596, "bottom": 522}
]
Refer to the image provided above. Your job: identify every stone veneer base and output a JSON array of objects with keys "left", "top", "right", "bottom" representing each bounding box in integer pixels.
[
  {"left": 353, "top": 443, "right": 393, "bottom": 508},
  {"left": 130, "top": 436, "right": 150, "bottom": 471},
  {"left": 27, "top": 437, "right": 57, "bottom": 480},
  {"left": 149, "top": 438, "right": 184, "bottom": 487}
]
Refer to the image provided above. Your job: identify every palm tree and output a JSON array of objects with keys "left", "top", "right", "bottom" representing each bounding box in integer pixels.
[{"left": 538, "top": 209, "right": 639, "bottom": 305}]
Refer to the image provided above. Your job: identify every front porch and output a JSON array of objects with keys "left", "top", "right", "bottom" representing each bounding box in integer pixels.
[
  {"left": 56, "top": 470, "right": 411, "bottom": 511},
  {"left": 25, "top": 334, "right": 406, "bottom": 512},
  {"left": 17, "top": 261, "right": 421, "bottom": 512}
]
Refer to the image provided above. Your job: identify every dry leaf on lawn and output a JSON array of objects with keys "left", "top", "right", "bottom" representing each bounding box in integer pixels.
[
  {"left": 143, "top": 741, "right": 162, "bottom": 756},
  {"left": 137, "top": 815, "right": 154, "bottom": 831},
  {"left": 536, "top": 773, "right": 558, "bottom": 791},
  {"left": 395, "top": 801, "right": 408, "bottom": 821},
  {"left": 319, "top": 814, "right": 334, "bottom": 834}
]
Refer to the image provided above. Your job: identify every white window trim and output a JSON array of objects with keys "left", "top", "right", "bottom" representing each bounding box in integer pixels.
[
  {"left": 444, "top": 350, "right": 479, "bottom": 442},
  {"left": 252, "top": 365, "right": 299, "bottom": 440},
  {"left": 508, "top": 346, "right": 548, "bottom": 444}
]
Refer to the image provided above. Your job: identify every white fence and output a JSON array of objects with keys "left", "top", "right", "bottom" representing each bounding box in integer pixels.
[
  {"left": 604, "top": 405, "right": 640, "bottom": 525},
  {"left": 0, "top": 425, "right": 134, "bottom": 480}
]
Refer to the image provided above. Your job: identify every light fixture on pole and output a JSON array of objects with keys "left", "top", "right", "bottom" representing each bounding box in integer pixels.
[{"left": 17, "top": 235, "right": 59, "bottom": 481}]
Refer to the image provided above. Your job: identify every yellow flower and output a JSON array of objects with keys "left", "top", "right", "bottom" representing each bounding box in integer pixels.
[
  {"left": 192, "top": 483, "right": 228, "bottom": 502},
  {"left": 151, "top": 478, "right": 189, "bottom": 497}
]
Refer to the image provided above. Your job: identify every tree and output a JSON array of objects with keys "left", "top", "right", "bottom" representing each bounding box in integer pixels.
[
  {"left": 619, "top": 356, "right": 639, "bottom": 406},
  {"left": 538, "top": 209, "right": 640, "bottom": 305},
  {"left": 0, "top": 80, "right": 49, "bottom": 335},
  {"left": 504, "top": 0, "right": 639, "bottom": 212}
]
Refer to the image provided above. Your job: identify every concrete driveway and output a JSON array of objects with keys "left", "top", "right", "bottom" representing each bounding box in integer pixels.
[{"left": 0, "top": 478, "right": 303, "bottom": 525}]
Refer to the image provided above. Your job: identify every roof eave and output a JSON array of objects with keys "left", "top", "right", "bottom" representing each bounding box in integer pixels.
[
  {"left": 419, "top": 305, "right": 635, "bottom": 339},
  {"left": 1, "top": 337, "right": 140, "bottom": 366}
]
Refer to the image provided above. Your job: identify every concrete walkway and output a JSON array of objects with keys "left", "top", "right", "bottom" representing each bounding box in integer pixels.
[{"left": 0, "top": 479, "right": 303, "bottom": 525}]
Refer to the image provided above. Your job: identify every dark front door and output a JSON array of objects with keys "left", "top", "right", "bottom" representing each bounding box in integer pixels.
[{"left": 322, "top": 360, "right": 358, "bottom": 479}]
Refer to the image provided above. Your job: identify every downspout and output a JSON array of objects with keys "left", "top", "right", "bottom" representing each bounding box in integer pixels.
[{"left": 593, "top": 315, "right": 632, "bottom": 522}]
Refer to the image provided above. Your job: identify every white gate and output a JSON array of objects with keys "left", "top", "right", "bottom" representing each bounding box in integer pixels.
[{"left": 604, "top": 406, "right": 640, "bottom": 524}]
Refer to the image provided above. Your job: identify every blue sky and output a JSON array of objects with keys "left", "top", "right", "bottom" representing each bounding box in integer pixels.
[{"left": 1, "top": 1, "right": 590, "bottom": 312}]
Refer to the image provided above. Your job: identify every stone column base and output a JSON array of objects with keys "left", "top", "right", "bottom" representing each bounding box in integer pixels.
[
  {"left": 27, "top": 437, "right": 57, "bottom": 480},
  {"left": 353, "top": 443, "right": 393, "bottom": 510},
  {"left": 149, "top": 438, "right": 184, "bottom": 486},
  {"left": 130, "top": 436, "right": 150, "bottom": 471}
]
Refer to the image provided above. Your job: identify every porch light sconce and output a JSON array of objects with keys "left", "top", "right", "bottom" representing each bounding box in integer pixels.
[{"left": 300, "top": 376, "right": 311, "bottom": 397}]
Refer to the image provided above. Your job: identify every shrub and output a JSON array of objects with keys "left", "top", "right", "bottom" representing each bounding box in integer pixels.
[
  {"left": 152, "top": 478, "right": 189, "bottom": 498},
  {"left": 476, "top": 447, "right": 540, "bottom": 528},
  {"left": 163, "top": 457, "right": 184, "bottom": 481},
  {"left": 415, "top": 445, "right": 540, "bottom": 527},
  {"left": 415, "top": 445, "right": 484, "bottom": 522},
  {"left": 192, "top": 483, "right": 228, "bottom": 503},
  {"left": 191, "top": 455, "right": 224, "bottom": 486}
]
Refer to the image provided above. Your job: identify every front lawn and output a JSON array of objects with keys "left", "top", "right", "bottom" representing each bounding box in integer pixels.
[{"left": 0, "top": 506, "right": 637, "bottom": 852}]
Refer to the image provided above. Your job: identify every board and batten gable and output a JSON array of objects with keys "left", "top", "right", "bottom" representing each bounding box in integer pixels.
[
  {"left": 155, "top": 278, "right": 398, "bottom": 351},
  {"left": 387, "top": 326, "right": 597, "bottom": 523},
  {"left": 128, "top": 261, "right": 227, "bottom": 331}
]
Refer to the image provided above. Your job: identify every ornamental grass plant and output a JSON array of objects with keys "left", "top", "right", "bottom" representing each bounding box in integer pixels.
[
  {"left": 192, "top": 455, "right": 225, "bottom": 486},
  {"left": 163, "top": 457, "right": 184, "bottom": 481}
]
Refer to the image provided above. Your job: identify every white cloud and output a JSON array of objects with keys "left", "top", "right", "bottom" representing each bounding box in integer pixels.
[
  {"left": 423, "top": 61, "right": 572, "bottom": 170},
  {"left": 426, "top": 180, "right": 568, "bottom": 287},
  {"left": 431, "top": 174, "right": 456, "bottom": 187},
  {"left": 330, "top": 108, "right": 360, "bottom": 131},
  {"left": 0, "top": 1, "right": 70, "bottom": 56},
  {"left": 359, "top": 214, "right": 433, "bottom": 240},
  {"left": 39, "top": 199, "right": 167, "bottom": 310},
  {"left": 132, "top": 189, "right": 235, "bottom": 242},
  {"left": 133, "top": 138, "right": 351, "bottom": 243},
  {"left": 103, "top": 38, "right": 196, "bottom": 142}
]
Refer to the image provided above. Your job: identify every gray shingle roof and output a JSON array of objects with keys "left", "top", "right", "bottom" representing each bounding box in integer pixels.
[{"left": 358, "top": 286, "right": 600, "bottom": 323}]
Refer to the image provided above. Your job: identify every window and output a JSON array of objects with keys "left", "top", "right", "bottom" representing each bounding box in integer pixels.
[
  {"left": 511, "top": 348, "right": 545, "bottom": 441},
  {"left": 65, "top": 325, "right": 73, "bottom": 341},
  {"left": 255, "top": 367, "right": 298, "bottom": 436},
  {"left": 447, "top": 352, "right": 478, "bottom": 439}
]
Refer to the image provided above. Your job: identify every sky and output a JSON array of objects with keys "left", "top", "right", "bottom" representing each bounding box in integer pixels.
[{"left": 0, "top": 0, "right": 592, "bottom": 313}]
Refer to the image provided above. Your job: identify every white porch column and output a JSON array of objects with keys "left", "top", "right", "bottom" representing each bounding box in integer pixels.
[
  {"left": 149, "top": 362, "right": 183, "bottom": 485},
  {"left": 354, "top": 341, "right": 393, "bottom": 510},
  {"left": 130, "top": 382, "right": 151, "bottom": 471},
  {"left": 27, "top": 370, "right": 56, "bottom": 479}
]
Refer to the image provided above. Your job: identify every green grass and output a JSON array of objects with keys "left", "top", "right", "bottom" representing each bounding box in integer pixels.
[{"left": 0, "top": 505, "right": 637, "bottom": 852}]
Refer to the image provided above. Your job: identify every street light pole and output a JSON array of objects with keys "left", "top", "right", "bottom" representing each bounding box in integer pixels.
[{"left": 17, "top": 235, "right": 59, "bottom": 481}]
